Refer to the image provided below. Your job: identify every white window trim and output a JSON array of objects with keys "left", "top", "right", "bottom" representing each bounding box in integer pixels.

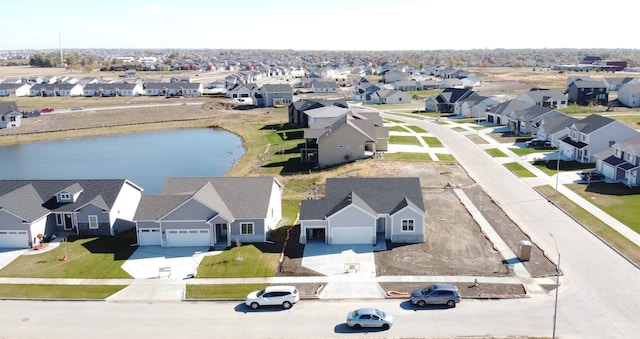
[
  {"left": 401, "top": 219, "right": 415, "bottom": 232},
  {"left": 88, "top": 215, "right": 99, "bottom": 229},
  {"left": 240, "top": 222, "right": 254, "bottom": 235}
]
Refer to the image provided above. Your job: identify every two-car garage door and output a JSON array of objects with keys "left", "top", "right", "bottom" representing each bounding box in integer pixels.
[
  {"left": 166, "top": 229, "right": 210, "bottom": 247},
  {"left": 0, "top": 230, "right": 28, "bottom": 248},
  {"left": 331, "top": 227, "right": 372, "bottom": 245}
]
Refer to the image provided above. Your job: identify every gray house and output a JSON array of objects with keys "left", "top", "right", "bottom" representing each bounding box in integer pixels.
[
  {"left": 134, "top": 177, "right": 283, "bottom": 248},
  {"left": 596, "top": 134, "right": 640, "bottom": 186},
  {"left": 299, "top": 177, "right": 426, "bottom": 245},
  {"left": 256, "top": 84, "right": 293, "bottom": 107},
  {"left": 0, "top": 179, "right": 143, "bottom": 248}
]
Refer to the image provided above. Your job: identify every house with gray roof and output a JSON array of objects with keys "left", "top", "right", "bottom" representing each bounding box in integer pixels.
[
  {"left": 515, "top": 89, "right": 568, "bottom": 109},
  {"left": 507, "top": 105, "right": 556, "bottom": 135},
  {"left": 299, "top": 177, "right": 426, "bottom": 245},
  {"left": 0, "top": 83, "right": 31, "bottom": 97},
  {"left": 485, "top": 99, "right": 534, "bottom": 126},
  {"left": 558, "top": 114, "right": 639, "bottom": 163},
  {"left": 0, "top": 101, "right": 21, "bottom": 129},
  {"left": 370, "top": 89, "right": 412, "bottom": 105},
  {"left": 82, "top": 82, "right": 143, "bottom": 97},
  {"left": 567, "top": 80, "right": 608, "bottom": 106},
  {"left": 534, "top": 111, "right": 579, "bottom": 146},
  {"left": 301, "top": 111, "right": 388, "bottom": 168},
  {"left": 453, "top": 94, "right": 499, "bottom": 118},
  {"left": 617, "top": 82, "right": 640, "bottom": 108},
  {"left": 144, "top": 82, "right": 202, "bottom": 97},
  {"left": 134, "top": 177, "right": 282, "bottom": 248},
  {"left": 595, "top": 134, "right": 640, "bottom": 186},
  {"left": 288, "top": 98, "right": 349, "bottom": 127},
  {"left": 0, "top": 179, "right": 143, "bottom": 248},
  {"left": 226, "top": 83, "right": 258, "bottom": 99},
  {"left": 255, "top": 84, "right": 293, "bottom": 107}
]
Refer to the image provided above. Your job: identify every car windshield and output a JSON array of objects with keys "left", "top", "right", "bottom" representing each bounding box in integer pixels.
[
  {"left": 374, "top": 309, "right": 385, "bottom": 318},
  {"left": 256, "top": 289, "right": 266, "bottom": 297}
]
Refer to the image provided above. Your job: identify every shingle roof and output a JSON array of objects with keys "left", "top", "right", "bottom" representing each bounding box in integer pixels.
[
  {"left": 0, "top": 179, "right": 135, "bottom": 222},
  {"left": 300, "top": 177, "right": 424, "bottom": 220}
]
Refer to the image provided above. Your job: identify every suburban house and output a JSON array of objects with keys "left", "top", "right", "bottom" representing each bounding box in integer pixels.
[
  {"left": 602, "top": 77, "right": 637, "bottom": 91},
  {"left": 0, "top": 83, "right": 31, "bottom": 97},
  {"left": 288, "top": 98, "right": 349, "bottom": 128},
  {"left": 354, "top": 82, "right": 381, "bottom": 102},
  {"left": 453, "top": 94, "right": 499, "bottom": 118},
  {"left": 485, "top": 100, "right": 533, "bottom": 125},
  {"left": 0, "top": 101, "right": 21, "bottom": 129},
  {"left": 425, "top": 88, "right": 476, "bottom": 113},
  {"left": 567, "top": 80, "right": 608, "bottom": 106},
  {"left": 144, "top": 82, "right": 202, "bottom": 97},
  {"left": 226, "top": 83, "right": 258, "bottom": 99},
  {"left": 595, "top": 134, "right": 640, "bottom": 186},
  {"left": 394, "top": 80, "right": 418, "bottom": 91},
  {"left": 417, "top": 79, "right": 440, "bottom": 90},
  {"left": 255, "top": 83, "right": 293, "bottom": 107},
  {"left": 311, "top": 80, "right": 339, "bottom": 93},
  {"left": 298, "top": 177, "right": 426, "bottom": 245},
  {"left": 515, "top": 89, "right": 568, "bottom": 108},
  {"left": 370, "top": 89, "right": 412, "bottom": 104},
  {"left": 82, "top": 82, "right": 144, "bottom": 97},
  {"left": 29, "top": 83, "right": 84, "bottom": 97},
  {"left": 382, "top": 70, "right": 409, "bottom": 84},
  {"left": 557, "top": 114, "right": 639, "bottom": 163},
  {"left": 617, "top": 82, "right": 640, "bottom": 108},
  {"left": 133, "top": 177, "right": 282, "bottom": 248},
  {"left": 533, "top": 111, "right": 579, "bottom": 145},
  {"left": 507, "top": 105, "right": 555, "bottom": 135},
  {"left": 300, "top": 73, "right": 322, "bottom": 88},
  {"left": 301, "top": 111, "right": 389, "bottom": 168},
  {"left": 0, "top": 179, "right": 143, "bottom": 248}
]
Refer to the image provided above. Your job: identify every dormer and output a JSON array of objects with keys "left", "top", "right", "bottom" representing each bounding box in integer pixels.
[{"left": 56, "top": 183, "right": 84, "bottom": 203}]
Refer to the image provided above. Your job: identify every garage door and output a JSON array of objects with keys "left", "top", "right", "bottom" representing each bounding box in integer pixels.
[
  {"left": 0, "top": 230, "right": 29, "bottom": 248},
  {"left": 138, "top": 228, "right": 161, "bottom": 246},
  {"left": 331, "top": 227, "right": 372, "bottom": 245},
  {"left": 166, "top": 229, "right": 210, "bottom": 247}
]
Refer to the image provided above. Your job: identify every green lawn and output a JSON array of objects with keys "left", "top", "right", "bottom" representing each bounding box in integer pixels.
[
  {"left": 503, "top": 162, "right": 536, "bottom": 177},
  {"left": 196, "top": 244, "right": 280, "bottom": 278},
  {"left": 405, "top": 125, "right": 427, "bottom": 133},
  {"left": 0, "top": 230, "right": 137, "bottom": 278},
  {"left": 383, "top": 153, "right": 433, "bottom": 161},
  {"left": 186, "top": 283, "right": 268, "bottom": 299},
  {"left": 389, "top": 135, "right": 422, "bottom": 146},
  {"left": 388, "top": 125, "right": 409, "bottom": 132},
  {"left": 486, "top": 148, "right": 508, "bottom": 157},
  {"left": 422, "top": 136, "right": 443, "bottom": 147},
  {"left": 0, "top": 284, "right": 126, "bottom": 299}
]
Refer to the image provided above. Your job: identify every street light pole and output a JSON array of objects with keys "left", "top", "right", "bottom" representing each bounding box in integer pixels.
[
  {"left": 554, "top": 149, "right": 561, "bottom": 195},
  {"left": 549, "top": 233, "right": 561, "bottom": 339}
]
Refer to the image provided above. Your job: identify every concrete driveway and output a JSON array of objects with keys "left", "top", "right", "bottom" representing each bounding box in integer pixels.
[
  {"left": 121, "top": 246, "right": 214, "bottom": 279},
  {"left": 302, "top": 241, "right": 387, "bottom": 299}
]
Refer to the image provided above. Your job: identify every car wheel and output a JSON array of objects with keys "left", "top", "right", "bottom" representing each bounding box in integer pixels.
[
  {"left": 381, "top": 323, "right": 390, "bottom": 330},
  {"left": 353, "top": 324, "right": 361, "bottom": 330},
  {"left": 282, "top": 301, "right": 292, "bottom": 309},
  {"left": 250, "top": 302, "right": 259, "bottom": 309},
  {"left": 417, "top": 300, "right": 426, "bottom": 307},
  {"left": 447, "top": 300, "right": 456, "bottom": 308}
]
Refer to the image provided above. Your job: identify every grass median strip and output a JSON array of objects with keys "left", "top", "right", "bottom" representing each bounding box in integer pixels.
[
  {"left": 0, "top": 284, "right": 127, "bottom": 299},
  {"left": 186, "top": 283, "right": 268, "bottom": 299}
]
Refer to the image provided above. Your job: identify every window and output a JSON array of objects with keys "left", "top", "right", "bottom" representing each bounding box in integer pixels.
[
  {"left": 88, "top": 215, "right": 99, "bottom": 229},
  {"left": 241, "top": 222, "right": 254, "bottom": 235},
  {"left": 401, "top": 219, "right": 415, "bottom": 232},
  {"left": 60, "top": 193, "right": 71, "bottom": 200},
  {"left": 56, "top": 214, "right": 64, "bottom": 225}
]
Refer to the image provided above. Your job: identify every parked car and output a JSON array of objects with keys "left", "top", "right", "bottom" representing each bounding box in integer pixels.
[
  {"left": 346, "top": 308, "right": 394, "bottom": 330},
  {"left": 39, "top": 107, "right": 54, "bottom": 113},
  {"left": 71, "top": 106, "right": 84, "bottom": 111},
  {"left": 579, "top": 170, "right": 604, "bottom": 182},
  {"left": 410, "top": 284, "right": 461, "bottom": 308},
  {"left": 525, "top": 139, "right": 553, "bottom": 149},
  {"left": 245, "top": 285, "right": 299, "bottom": 309}
]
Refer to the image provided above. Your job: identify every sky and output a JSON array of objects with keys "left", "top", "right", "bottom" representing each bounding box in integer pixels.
[{"left": 2, "top": 0, "right": 639, "bottom": 51}]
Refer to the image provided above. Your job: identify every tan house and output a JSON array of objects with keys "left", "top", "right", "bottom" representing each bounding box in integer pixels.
[{"left": 302, "top": 111, "right": 388, "bottom": 168}]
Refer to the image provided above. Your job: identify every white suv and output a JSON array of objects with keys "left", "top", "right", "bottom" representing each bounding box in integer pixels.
[{"left": 245, "top": 285, "right": 299, "bottom": 309}]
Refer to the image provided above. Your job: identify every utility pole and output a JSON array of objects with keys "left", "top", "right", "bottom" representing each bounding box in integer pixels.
[{"left": 549, "top": 233, "right": 561, "bottom": 339}]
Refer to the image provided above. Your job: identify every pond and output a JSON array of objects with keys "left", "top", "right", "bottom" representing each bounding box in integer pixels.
[{"left": 0, "top": 128, "right": 245, "bottom": 194}]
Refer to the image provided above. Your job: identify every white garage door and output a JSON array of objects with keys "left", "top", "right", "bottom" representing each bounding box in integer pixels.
[
  {"left": 331, "top": 227, "right": 372, "bottom": 245},
  {"left": 0, "top": 230, "right": 29, "bottom": 248},
  {"left": 138, "top": 228, "right": 161, "bottom": 246},
  {"left": 166, "top": 229, "right": 210, "bottom": 247}
]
